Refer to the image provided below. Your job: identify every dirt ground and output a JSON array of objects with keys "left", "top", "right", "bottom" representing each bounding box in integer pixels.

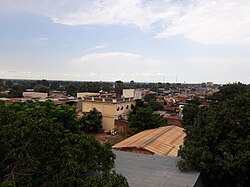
[{"left": 94, "top": 132, "right": 130, "bottom": 145}]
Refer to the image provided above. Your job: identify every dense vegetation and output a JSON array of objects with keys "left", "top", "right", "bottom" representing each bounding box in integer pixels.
[
  {"left": 128, "top": 100, "right": 167, "bottom": 132},
  {"left": 178, "top": 83, "right": 250, "bottom": 187},
  {"left": 0, "top": 79, "right": 216, "bottom": 97},
  {"left": 0, "top": 101, "right": 128, "bottom": 186},
  {"left": 79, "top": 108, "right": 102, "bottom": 133}
]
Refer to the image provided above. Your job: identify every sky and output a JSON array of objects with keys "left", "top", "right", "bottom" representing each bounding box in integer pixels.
[{"left": 0, "top": 0, "right": 250, "bottom": 83}]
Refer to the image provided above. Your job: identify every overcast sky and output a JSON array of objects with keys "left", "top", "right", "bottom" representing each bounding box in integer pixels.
[{"left": 0, "top": 0, "right": 250, "bottom": 83}]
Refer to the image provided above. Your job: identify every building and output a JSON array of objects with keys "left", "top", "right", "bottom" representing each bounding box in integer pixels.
[
  {"left": 77, "top": 92, "right": 100, "bottom": 98},
  {"left": 113, "top": 125, "right": 185, "bottom": 156},
  {"left": 22, "top": 92, "right": 48, "bottom": 99},
  {"left": 82, "top": 97, "right": 135, "bottom": 131},
  {"left": 114, "top": 150, "right": 203, "bottom": 187},
  {"left": 122, "top": 89, "right": 142, "bottom": 100}
]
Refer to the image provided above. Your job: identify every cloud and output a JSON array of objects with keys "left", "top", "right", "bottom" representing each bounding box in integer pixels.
[
  {"left": 70, "top": 52, "right": 176, "bottom": 82},
  {"left": 88, "top": 44, "right": 108, "bottom": 50},
  {"left": 2, "top": 0, "right": 250, "bottom": 45},
  {"left": 72, "top": 52, "right": 141, "bottom": 64}
]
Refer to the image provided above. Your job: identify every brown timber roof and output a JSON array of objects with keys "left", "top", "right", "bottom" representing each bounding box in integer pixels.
[{"left": 113, "top": 125, "right": 185, "bottom": 156}]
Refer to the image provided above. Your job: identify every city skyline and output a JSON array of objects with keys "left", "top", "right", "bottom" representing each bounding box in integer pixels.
[{"left": 1, "top": 0, "right": 250, "bottom": 84}]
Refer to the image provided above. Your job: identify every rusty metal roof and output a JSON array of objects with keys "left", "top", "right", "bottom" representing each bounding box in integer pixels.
[{"left": 113, "top": 125, "right": 185, "bottom": 156}]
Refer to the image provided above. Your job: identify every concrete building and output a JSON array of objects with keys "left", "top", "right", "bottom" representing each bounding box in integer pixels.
[
  {"left": 23, "top": 92, "right": 48, "bottom": 99},
  {"left": 82, "top": 97, "right": 135, "bottom": 131},
  {"left": 77, "top": 92, "right": 100, "bottom": 98},
  {"left": 122, "top": 89, "right": 142, "bottom": 100}
]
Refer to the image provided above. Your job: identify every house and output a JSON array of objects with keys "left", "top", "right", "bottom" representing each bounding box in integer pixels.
[
  {"left": 122, "top": 89, "right": 142, "bottom": 100},
  {"left": 113, "top": 125, "right": 185, "bottom": 156},
  {"left": 77, "top": 92, "right": 100, "bottom": 98},
  {"left": 114, "top": 150, "right": 203, "bottom": 187},
  {"left": 23, "top": 92, "right": 48, "bottom": 99},
  {"left": 82, "top": 96, "right": 135, "bottom": 131}
]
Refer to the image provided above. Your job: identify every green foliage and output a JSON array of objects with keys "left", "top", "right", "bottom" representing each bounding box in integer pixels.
[
  {"left": 115, "top": 80, "right": 124, "bottom": 97},
  {"left": 178, "top": 87, "right": 250, "bottom": 186},
  {"left": 66, "top": 84, "right": 78, "bottom": 96},
  {"left": 208, "top": 82, "right": 249, "bottom": 102},
  {"left": 129, "top": 107, "right": 167, "bottom": 132},
  {"left": 143, "top": 94, "right": 164, "bottom": 111},
  {"left": 80, "top": 108, "right": 102, "bottom": 133},
  {"left": 33, "top": 84, "right": 49, "bottom": 93},
  {"left": 182, "top": 105, "right": 199, "bottom": 126},
  {"left": 8, "top": 85, "right": 23, "bottom": 98},
  {"left": 143, "top": 94, "right": 156, "bottom": 102},
  {"left": 148, "top": 100, "right": 164, "bottom": 111},
  {"left": 0, "top": 102, "right": 128, "bottom": 186}
]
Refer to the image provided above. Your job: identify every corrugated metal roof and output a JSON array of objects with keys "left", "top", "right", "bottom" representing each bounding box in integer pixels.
[
  {"left": 113, "top": 125, "right": 185, "bottom": 156},
  {"left": 114, "top": 150, "right": 200, "bottom": 187}
]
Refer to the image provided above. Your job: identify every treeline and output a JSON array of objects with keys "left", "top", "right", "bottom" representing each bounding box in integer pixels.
[
  {"left": 0, "top": 78, "right": 211, "bottom": 98},
  {"left": 0, "top": 101, "right": 129, "bottom": 186},
  {"left": 179, "top": 83, "right": 250, "bottom": 187}
]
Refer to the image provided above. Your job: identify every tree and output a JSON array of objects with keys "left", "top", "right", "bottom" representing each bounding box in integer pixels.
[
  {"left": 0, "top": 102, "right": 128, "bottom": 186},
  {"left": 8, "top": 85, "right": 23, "bottom": 98},
  {"left": 129, "top": 107, "right": 167, "bottom": 132},
  {"left": 143, "top": 94, "right": 164, "bottom": 111},
  {"left": 143, "top": 93, "right": 156, "bottom": 102},
  {"left": 66, "top": 84, "right": 78, "bottom": 97},
  {"left": 114, "top": 80, "right": 124, "bottom": 97},
  {"left": 33, "top": 84, "right": 50, "bottom": 93},
  {"left": 182, "top": 97, "right": 200, "bottom": 126},
  {"left": 178, "top": 90, "right": 250, "bottom": 186},
  {"left": 208, "top": 82, "right": 249, "bottom": 102},
  {"left": 80, "top": 108, "right": 102, "bottom": 133}
]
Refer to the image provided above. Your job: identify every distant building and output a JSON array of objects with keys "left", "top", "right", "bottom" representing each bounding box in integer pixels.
[
  {"left": 77, "top": 92, "right": 100, "bottom": 98},
  {"left": 82, "top": 97, "right": 135, "bottom": 131},
  {"left": 122, "top": 89, "right": 142, "bottom": 100},
  {"left": 206, "top": 82, "right": 214, "bottom": 87},
  {"left": 50, "top": 91, "right": 66, "bottom": 98},
  {"left": 23, "top": 92, "right": 48, "bottom": 99}
]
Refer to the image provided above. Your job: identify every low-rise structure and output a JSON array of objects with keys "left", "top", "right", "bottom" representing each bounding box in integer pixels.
[
  {"left": 23, "top": 92, "right": 48, "bottom": 99},
  {"left": 77, "top": 92, "right": 100, "bottom": 98},
  {"left": 113, "top": 125, "right": 185, "bottom": 156},
  {"left": 122, "top": 89, "right": 142, "bottom": 100},
  {"left": 82, "top": 97, "right": 135, "bottom": 131}
]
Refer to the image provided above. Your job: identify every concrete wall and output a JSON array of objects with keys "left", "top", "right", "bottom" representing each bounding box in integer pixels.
[
  {"left": 82, "top": 99, "right": 135, "bottom": 131},
  {"left": 123, "top": 89, "right": 135, "bottom": 98},
  {"left": 77, "top": 92, "right": 100, "bottom": 98},
  {"left": 23, "top": 92, "right": 48, "bottom": 99}
]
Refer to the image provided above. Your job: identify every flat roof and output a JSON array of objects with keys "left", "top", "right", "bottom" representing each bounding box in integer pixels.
[{"left": 114, "top": 150, "right": 200, "bottom": 187}]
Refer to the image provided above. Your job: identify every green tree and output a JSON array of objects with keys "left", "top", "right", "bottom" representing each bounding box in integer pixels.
[
  {"left": 143, "top": 94, "right": 164, "bottom": 111},
  {"left": 8, "top": 85, "right": 23, "bottom": 98},
  {"left": 80, "top": 108, "right": 102, "bottom": 133},
  {"left": 129, "top": 107, "right": 167, "bottom": 132},
  {"left": 33, "top": 84, "right": 50, "bottom": 93},
  {"left": 115, "top": 80, "right": 124, "bottom": 97},
  {"left": 178, "top": 90, "right": 250, "bottom": 186},
  {"left": 66, "top": 84, "right": 78, "bottom": 97},
  {"left": 143, "top": 93, "right": 156, "bottom": 102},
  {"left": 182, "top": 97, "right": 200, "bottom": 126},
  {"left": 0, "top": 102, "right": 128, "bottom": 186},
  {"left": 208, "top": 82, "right": 249, "bottom": 102}
]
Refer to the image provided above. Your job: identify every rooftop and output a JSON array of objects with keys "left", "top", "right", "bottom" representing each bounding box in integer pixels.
[
  {"left": 114, "top": 150, "right": 200, "bottom": 187},
  {"left": 113, "top": 125, "right": 185, "bottom": 156}
]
